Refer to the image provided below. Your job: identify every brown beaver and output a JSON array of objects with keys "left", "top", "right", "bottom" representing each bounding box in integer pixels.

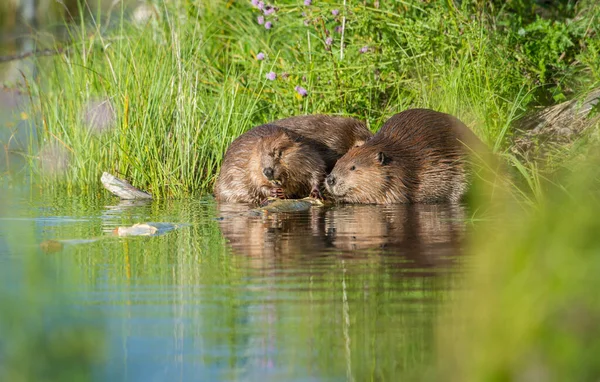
[
  {"left": 325, "top": 109, "right": 484, "bottom": 204},
  {"left": 214, "top": 115, "right": 372, "bottom": 204},
  {"left": 273, "top": 115, "right": 372, "bottom": 158}
]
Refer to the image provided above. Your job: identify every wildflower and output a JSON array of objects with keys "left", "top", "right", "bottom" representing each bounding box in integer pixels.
[
  {"left": 257, "top": 1, "right": 265, "bottom": 10},
  {"left": 295, "top": 85, "right": 308, "bottom": 97},
  {"left": 256, "top": 52, "right": 265, "bottom": 60},
  {"left": 326, "top": 37, "right": 333, "bottom": 46},
  {"left": 265, "top": 21, "right": 272, "bottom": 29},
  {"left": 266, "top": 72, "right": 277, "bottom": 80},
  {"left": 331, "top": 9, "right": 339, "bottom": 16},
  {"left": 257, "top": 15, "right": 264, "bottom": 25},
  {"left": 334, "top": 25, "right": 342, "bottom": 33},
  {"left": 304, "top": 0, "right": 311, "bottom": 5},
  {"left": 264, "top": 6, "right": 275, "bottom": 15},
  {"left": 251, "top": 0, "right": 259, "bottom": 6},
  {"left": 360, "top": 46, "right": 369, "bottom": 53},
  {"left": 304, "top": 19, "right": 310, "bottom": 26}
]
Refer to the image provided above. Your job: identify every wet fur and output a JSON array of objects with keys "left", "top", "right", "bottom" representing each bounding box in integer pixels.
[
  {"left": 257, "top": 128, "right": 328, "bottom": 198},
  {"left": 326, "top": 109, "right": 483, "bottom": 204},
  {"left": 214, "top": 124, "right": 327, "bottom": 203},
  {"left": 215, "top": 116, "right": 372, "bottom": 204},
  {"left": 274, "top": 115, "right": 372, "bottom": 169}
]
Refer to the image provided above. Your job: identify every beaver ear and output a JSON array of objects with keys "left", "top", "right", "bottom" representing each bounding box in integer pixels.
[
  {"left": 376, "top": 152, "right": 390, "bottom": 165},
  {"left": 354, "top": 140, "right": 366, "bottom": 148}
]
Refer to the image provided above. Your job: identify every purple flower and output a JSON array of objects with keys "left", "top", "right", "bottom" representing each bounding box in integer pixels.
[
  {"left": 331, "top": 9, "right": 339, "bottom": 16},
  {"left": 257, "top": 15, "right": 265, "bottom": 25},
  {"left": 251, "top": 0, "right": 259, "bottom": 6},
  {"left": 257, "top": 1, "right": 265, "bottom": 10},
  {"left": 264, "top": 6, "right": 275, "bottom": 15},
  {"left": 295, "top": 85, "right": 308, "bottom": 97},
  {"left": 304, "top": 0, "right": 311, "bottom": 5},
  {"left": 265, "top": 21, "right": 272, "bottom": 29},
  {"left": 326, "top": 37, "right": 333, "bottom": 45},
  {"left": 256, "top": 52, "right": 265, "bottom": 60},
  {"left": 334, "top": 25, "right": 342, "bottom": 33},
  {"left": 360, "top": 46, "right": 369, "bottom": 53},
  {"left": 266, "top": 72, "right": 277, "bottom": 80}
]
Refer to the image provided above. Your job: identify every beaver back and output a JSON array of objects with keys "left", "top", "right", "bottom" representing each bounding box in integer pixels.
[{"left": 274, "top": 115, "right": 372, "bottom": 170}]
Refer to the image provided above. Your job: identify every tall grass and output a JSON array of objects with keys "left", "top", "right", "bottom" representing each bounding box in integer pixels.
[{"left": 19, "top": 0, "right": 600, "bottom": 198}]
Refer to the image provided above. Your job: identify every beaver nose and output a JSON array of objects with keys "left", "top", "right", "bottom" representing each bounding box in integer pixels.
[
  {"left": 326, "top": 175, "right": 336, "bottom": 187},
  {"left": 263, "top": 167, "right": 274, "bottom": 180}
]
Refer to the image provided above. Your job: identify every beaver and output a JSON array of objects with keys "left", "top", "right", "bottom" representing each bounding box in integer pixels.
[
  {"left": 325, "top": 108, "right": 484, "bottom": 204},
  {"left": 214, "top": 115, "right": 372, "bottom": 204},
  {"left": 273, "top": 115, "right": 372, "bottom": 159}
]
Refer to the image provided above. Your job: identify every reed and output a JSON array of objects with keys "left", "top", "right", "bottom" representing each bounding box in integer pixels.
[{"left": 14, "top": 0, "right": 599, "bottom": 199}]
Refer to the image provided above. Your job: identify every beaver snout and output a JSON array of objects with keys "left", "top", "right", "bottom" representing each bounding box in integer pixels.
[
  {"left": 326, "top": 174, "right": 336, "bottom": 187},
  {"left": 263, "top": 167, "right": 274, "bottom": 180}
]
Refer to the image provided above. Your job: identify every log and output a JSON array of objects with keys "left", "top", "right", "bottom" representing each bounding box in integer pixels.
[{"left": 100, "top": 172, "right": 152, "bottom": 200}]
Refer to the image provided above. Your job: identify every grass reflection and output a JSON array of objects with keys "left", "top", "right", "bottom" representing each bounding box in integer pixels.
[
  {"left": 10, "top": 194, "right": 456, "bottom": 380},
  {"left": 0, "top": 191, "right": 107, "bottom": 381}
]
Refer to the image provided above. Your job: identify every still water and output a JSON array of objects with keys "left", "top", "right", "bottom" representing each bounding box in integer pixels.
[{"left": 0, "top": 193, "right": 465, "bottom": 381}]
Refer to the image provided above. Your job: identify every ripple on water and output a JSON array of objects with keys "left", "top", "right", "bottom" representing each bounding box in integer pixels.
[{"left": 1, "top": 195, "right": 467, "bottom": 381}]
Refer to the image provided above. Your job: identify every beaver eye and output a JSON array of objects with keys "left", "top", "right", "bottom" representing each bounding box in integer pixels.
[{"left": 350, "top": 166, "right": 356, "bottom": 171}]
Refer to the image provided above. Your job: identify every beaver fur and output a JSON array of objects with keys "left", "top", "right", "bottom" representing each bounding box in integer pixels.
[
  {"left": 214, "top": 115, "right": 371, "bottom": 204},
  {"left": 274, "top": 115, "right": 372, "bottom": 163},
  {"left": 325, "top": 108, "right": 483, "bottom": 204}
]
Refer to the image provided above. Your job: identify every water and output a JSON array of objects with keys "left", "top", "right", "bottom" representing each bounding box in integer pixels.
[
  {"left": 0, "top": 193, "right": 466, "bottom": 381},
  {"left": 0, "top": 10, "right": 466, "bottom": 378}
]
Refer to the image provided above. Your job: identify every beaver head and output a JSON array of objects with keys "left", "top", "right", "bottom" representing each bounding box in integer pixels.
[
  {"left": 256, "top": 129, "right": 322, "bottom": 194},
  {"left": 325, "top": 144, "right": 411, "bottom": 204}
]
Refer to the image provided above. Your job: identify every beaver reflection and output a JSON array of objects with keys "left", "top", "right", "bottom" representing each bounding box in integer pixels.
[
  {"left": 325, "top": 204, "right": 465, "bottom": 267},
  {"left": 217, "top": 203, "right": 465, "bottom": 269},
  {"left": 217, "top": 203, "right": 328, "bottom": 264}
]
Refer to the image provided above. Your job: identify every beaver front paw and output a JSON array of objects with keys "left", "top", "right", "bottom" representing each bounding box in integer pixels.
[
  {"left": 309, "top": 188, "right": 324, "bottom": 200},
  {"left": 270, "top": 187, "right": 287, "bottom": 199}
]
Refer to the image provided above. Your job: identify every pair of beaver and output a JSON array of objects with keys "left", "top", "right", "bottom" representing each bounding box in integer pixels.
[{"left": 214, "top": 109, "right": 482, "bottom": 204}]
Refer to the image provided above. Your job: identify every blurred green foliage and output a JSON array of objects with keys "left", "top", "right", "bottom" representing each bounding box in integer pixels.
[{"left": 437, "top": 148, "right": 600, "bottom": 381}]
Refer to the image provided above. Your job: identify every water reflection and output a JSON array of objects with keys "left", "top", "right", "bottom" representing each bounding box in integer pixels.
[
  {"left": 216, "top": 202, "right": 465, "bottom": 380},
  {"left": 217, "top": 203, "right": 465, "bottom": 272},
  {"left": 1, "top": 196, "right": 466, "bottom": 381},
  {"left": 217, "top": 203, "right": 329, "bottom": 263}
]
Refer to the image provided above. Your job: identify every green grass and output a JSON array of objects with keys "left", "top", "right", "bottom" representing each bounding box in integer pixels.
[
  {"left": 436, "top": 149, "right": 600, "bottom": 381},
  {"left": 12, "top": 0, "right": 600, "bottom": 198}
]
